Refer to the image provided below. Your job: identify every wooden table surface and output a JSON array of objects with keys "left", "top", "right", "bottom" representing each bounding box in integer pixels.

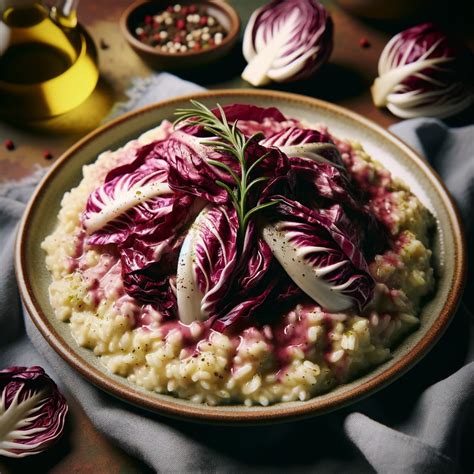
[{"left": 0, "top": 1, "right": 472, "bottom": 472}]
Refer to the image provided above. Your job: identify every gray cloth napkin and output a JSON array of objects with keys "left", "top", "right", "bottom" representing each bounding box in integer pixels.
[{"left": 1, "top": 74, "right": 473, "bottom": 473}]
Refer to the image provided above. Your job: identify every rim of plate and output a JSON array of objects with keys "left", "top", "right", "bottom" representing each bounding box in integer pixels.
[{"left": 15, "top": 89, "right": 467, "bottom": 424}]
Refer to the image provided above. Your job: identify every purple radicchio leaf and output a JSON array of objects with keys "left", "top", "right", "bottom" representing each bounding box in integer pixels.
[
  {"left": 258, "top": 126, "right": 357, "bottom": 209},
  {"left": 81, "top": 141, "right": 205, "bottom": 314},
  {"left": 212, "top": 222, "right": 301, "bottom": 332},
  {"left": 260, "top": 126, "right": 345, "bottom": 168},
  {"left": 0, "top": 366, "right": 68, "bottom": 458},
  {"left": 82, "top": 141, "right": 173, "bottom": 245},
  {"left": 215, "top": 104, "right": 299, "bottom": 138},
  {"left": 165, "top": 130, "right": 240, "bottom": 203},
  {"left": 260, "top": 129, "right": 387, "bottom": 256},
  {"left": 287, "top": 156, "right": 388, "bottom": 257},
  {"left": 175, "top": 207, "right": 298, "bottom": 331},
  {"left": 261, "top": 197, "right": 375, "bottom": 312},
  {"left": 176, "top": 204, "right": 239, "bottom": 324},
  {"left": 179, "top": 104, "right": 299, "bottom": 139},
  {"left": 119, "top": 194, "right": 205, "bottom": 316},
  {"left": 166, "top": 126, "right": 292, "bottom": 208},
  {"left": 214, "top": 103, "right": 287, "bottom": 123}
]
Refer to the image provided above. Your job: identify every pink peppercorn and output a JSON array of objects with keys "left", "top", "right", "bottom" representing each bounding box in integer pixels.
[
  {"left": 145, "top": 15, "right": 153, "bottom": 25},
  {"left": 359, "top": 37, "right": 370, "bottom": 48},
  {"left": 199, "top": 16, "right": 208, "bottom": 26},
  {"left": 4, "top": 139, "right": 14, "bottom": 150},
  {"left": 176, "top": 19, "right": 186, "bottom": 30},
  {"left": 43, "top": 150, "right": 53, "bottom": 160},
  {"left": 188, "top": 4, "right": 197, "bottom": 13}
]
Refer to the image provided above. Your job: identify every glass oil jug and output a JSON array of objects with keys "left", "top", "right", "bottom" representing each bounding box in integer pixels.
[{"left": 0, "top": 0, "right": 99, "bottom": 119}]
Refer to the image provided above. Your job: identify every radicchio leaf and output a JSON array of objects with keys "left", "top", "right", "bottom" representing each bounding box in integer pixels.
[
  {"left": 165, "top": 130, "right": 240, "bottom": 203},
  {"left": 81, "top": 141, "right": 205, "bottom": 314},
  {"left": 288, "top": 157, "right": 358, "bottom": 207},
  {"left": 260, "top": 126, "right": 344, "bottom": 168},
  {"left": 83, "top": 142, "right": 173, "bottom": 244},
  {"left": 176, "top": 204, "right": 239, "bottom": 324},
  {"left": 259, "top": 126, "right": 354, "bottom": 208},
  {"left": 288, "top": 156, "right": 387, "bottom": 257},
  {"left": 214, "top": 104, "right": 288, "bottom": 123},
  {"left": 176, "top": 209, "right": 297, "bottom": 330},
  {"left": 260, "top": 126, "right": 387, "bottom": 255},
  {"left": 0, "top": 366, "right": 68, "bottom": 458},
  {"left": 237, "top": 222, "right": 274, "bottom": 289},
  {"left": 262, "top": 197, "right": 375, "bottom": 311},
  {"left": 118, "top": 194, "right": 206, "bottom": 316},
  {"left": 179, "top": 104, "right": 299, "bottom": 139},
  {"left": 167, "top": 125, "right": 292, "bottom": 209},
  {"left": 212, "top": 223, "right": 301, "bottom": 332},
  {"left": 215, "top": 104, "right": 300, "bottom": 138}
]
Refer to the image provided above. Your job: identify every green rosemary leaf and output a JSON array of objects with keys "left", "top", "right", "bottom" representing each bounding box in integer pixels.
[
  {"left": 243, "top": 201, "right": 279, "bottom": 228},
  {"left": 207, "top": 159, "right": 240, "bottom": 184},
  {"left": 246, "top": 176, "right": 270, "bottom": 193},
  {"left": 200, "top": 140, "right": 236, "bottom": 153},
  {"left": 216, "top": 104, "right": 228, "bottom": 128},
  {"left": 247, "top": 151, "right": 270, "bottom": 177},
  {"left": 215, "top": 180, "right": 240, "bottom": 208}
]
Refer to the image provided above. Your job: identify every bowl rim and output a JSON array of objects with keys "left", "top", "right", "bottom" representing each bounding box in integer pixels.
[
  {"left": 15, "top": 89, "right": 467, "bottom": 424},
  {"left": 119, "top": 0, "right": 241, "bottom": 58}
]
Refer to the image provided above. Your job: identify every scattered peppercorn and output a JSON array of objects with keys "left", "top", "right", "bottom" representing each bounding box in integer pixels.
[
  {"left": 133, "top": 3, "right": 227, "bottom": 53},
  {"left": 43, "top": 150, "right": 53, "bottom": 160},
  {"left": 4, "top": 139, "right": 14, "bottom": 150},
  {"left": 99, "top": 39, "right": 109, "bottom": 50},
  {"left": 359, "top": 37, "right": 370, "bottom": 48}
]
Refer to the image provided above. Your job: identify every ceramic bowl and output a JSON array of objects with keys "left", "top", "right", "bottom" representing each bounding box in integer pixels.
[
  {"left": 120, "top": 0, "right": 240, "bottom": 71},
  {"left": 15, "top": 90, "right": 466, "bottom": 424}
]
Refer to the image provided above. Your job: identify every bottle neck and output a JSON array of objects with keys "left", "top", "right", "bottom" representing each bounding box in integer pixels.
[{"left": 51, "top": 0, "right": 78, "bottom": 28}]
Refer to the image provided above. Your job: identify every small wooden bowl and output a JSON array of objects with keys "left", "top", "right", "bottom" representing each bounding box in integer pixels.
[{"left": 120, "top": 0, "right": 240, "bottom": 71}]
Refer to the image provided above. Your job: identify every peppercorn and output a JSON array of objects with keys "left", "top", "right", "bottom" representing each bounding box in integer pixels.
[
  {"left": 133, "top": 3, "right": 227, "bottom": 53},
  {"left": 359, "top": 37, "right": 371, "bottom": 48},
  {"left": 4, "top": 139, "right": 15, "bottom": 150}
]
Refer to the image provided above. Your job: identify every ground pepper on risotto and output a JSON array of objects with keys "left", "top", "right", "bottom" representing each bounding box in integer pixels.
[{"left": 42, "top": 103, "right": 435, "bottom": 406}]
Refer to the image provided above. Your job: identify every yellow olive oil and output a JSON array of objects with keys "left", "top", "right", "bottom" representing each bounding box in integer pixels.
[{"left": 0, "top": 3, "right": 99, "bottom": 118}]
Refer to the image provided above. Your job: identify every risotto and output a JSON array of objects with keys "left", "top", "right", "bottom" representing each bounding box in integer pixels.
[{"left": 42, "top": 103, "right": 435, "bottom": 406}]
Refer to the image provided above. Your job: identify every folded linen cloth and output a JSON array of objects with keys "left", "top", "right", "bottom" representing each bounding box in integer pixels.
[{"left": 0, "top": 74, "right": 472, "bottom": 473}]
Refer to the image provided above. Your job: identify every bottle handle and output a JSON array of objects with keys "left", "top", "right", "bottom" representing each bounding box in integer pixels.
[{"left": 51, "top": 0, "right": 78, "bottom": 28}]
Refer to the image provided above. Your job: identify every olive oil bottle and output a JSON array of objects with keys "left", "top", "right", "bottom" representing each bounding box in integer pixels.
[{"left": 0, "top": 1, "right": 98, "bottom": 119}]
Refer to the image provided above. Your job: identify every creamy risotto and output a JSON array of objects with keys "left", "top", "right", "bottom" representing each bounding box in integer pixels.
[{"left": 42, "top": 104, "right": 435, "bottom": 406}]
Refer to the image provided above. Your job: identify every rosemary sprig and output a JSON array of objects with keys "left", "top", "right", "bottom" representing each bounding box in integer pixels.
[{"left": 174, "top": 100, "right": 277, "bottom": 241}]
